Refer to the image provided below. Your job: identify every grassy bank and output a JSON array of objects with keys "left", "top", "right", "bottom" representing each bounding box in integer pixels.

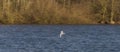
[{"left": 0, "top": 0, "right": 120, "bottom": 24}]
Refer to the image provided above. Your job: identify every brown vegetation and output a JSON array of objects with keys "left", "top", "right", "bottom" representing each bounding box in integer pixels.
[{"left": 0, "top": 0, "right": 120, "bottom": 24}]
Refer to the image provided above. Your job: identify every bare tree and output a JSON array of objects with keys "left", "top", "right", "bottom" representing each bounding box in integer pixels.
[
  {"left": 98, "top": 0, "right": 109, "bottom": 24},
  {"left": 110, "top": 0, "right": 115, "bottom": 24}
]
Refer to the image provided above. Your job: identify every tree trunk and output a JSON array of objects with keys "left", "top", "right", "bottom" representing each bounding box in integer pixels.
[{"left": 110, "top": 0, "right": 115, "bottom": 24}]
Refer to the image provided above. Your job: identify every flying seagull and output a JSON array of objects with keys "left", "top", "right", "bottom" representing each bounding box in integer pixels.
[{"left": 60, "top": 31, "right": 65, "bottom": 38}]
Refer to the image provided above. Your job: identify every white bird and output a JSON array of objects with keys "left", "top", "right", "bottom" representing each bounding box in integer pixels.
[{"left": 60, "top": 31, "right": 65, "bottom": 38}]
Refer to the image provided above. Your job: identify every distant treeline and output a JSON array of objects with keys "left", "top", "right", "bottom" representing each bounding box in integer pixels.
[{"left": 0, "top": 0, "right": 120, "bottom": 24}]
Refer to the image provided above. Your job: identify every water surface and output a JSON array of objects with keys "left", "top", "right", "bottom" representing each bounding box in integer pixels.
[{"left": 0, "top": 25, "right": 120, "bottom": 52}]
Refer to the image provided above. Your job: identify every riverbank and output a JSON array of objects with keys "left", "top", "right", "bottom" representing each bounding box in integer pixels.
[{"left": 0, "top": 0, "right": 120, "bottom": 25}]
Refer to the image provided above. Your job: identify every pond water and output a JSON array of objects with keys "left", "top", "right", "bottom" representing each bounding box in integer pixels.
[{"left": 0, "top": 25, "right": 120, "bottom": 52}]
